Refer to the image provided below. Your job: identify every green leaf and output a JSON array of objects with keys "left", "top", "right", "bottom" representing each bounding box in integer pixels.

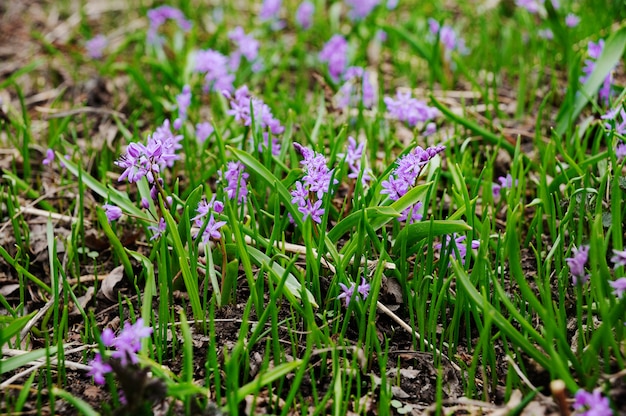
[
  {"left": 236, "top": 359, "right": 303, "bottom": 402},
  {"left": 556, "top": 25, "right": 626, "bottom": 136},
  {"left": 0, "top": 312, "right": 37, "bottom": 346}
]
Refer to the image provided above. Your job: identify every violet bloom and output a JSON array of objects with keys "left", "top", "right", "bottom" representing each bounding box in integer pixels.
[
  {"left": 515, "top": 0, "right": 540, "bottom": 13},
  {"left": 200, "top": 214, "right": 227, "bottom": 243},
  {"left": 538, "top": 29, "right": 554, "bottom": 40},
  {"left": 339, "top": 136, "right": 366, "bottom": 177},
  {"left": 336, "top": 67, "right": 376, "bottom": 110},
  {"left": 399, "top": 201, "right": 423, "bottom": 224},
  {"left": 345, "top": 0, "right": 380, "bottom": 20},
  {"left": 224, "top": 85, "right": 284, "bottom": 135},
  {"left": 43, "top": 149, "right": 55, "bottom": 165},
  {"left": 260, "top": 0, "right": 281, "bottom": 21},
  {"left": 221, "top": 161, "right": 249, "bottom": 203},
  {"left": 228, "top": 26, "right": 259, "bottom": 62},
  {"left": 110, "top": 318, "right": 153, "bottom": 366},
  {"left": 357, "top": 277, "right": 370, "bottom": 300},
  {"left": 148, "top": 217, "right": 166, "bottom": 240},
  {"left": 611, "top": 248, "right": 626, "bottom": 267},
  {"left": 573, "top": 389, "right": 612, "bottom": 416},
  {"left": 319, "top": 35, "right": 348, "bottom": 81},
  {"left": 338, "top": 282, "right": 355, "bottom": 307},
  {"left": 299, "top": 199, "right": 325, "bottom": 223},
  {"left": 603, "top": 108, "right": 626, "bottom": 136},
  {"left": 176, "top": 85, "right": 192, "bottom": 123},
  {"left": 580, "top": 40, "right": 613, "bottom": 105},
  {"left": 566, "top": 245, "right": 590, "bottom": 285},
  {"left": 194, "top": 49, "right": 235, "bottom": 93},
  {"left": 565, "top": 13, "right": 580, "bottom": 27},
  {"left": 492, "top": 173, "right": 518, "bottom": 198},
  {"left": 435, "top": 234, "right": 479, "bottom": 265},
  {"left": 147, "top": 6, "right": 191, "bottom": 45},
  {"left": 86, "top": 34, "right": 107, "bottom": 59},
  {"left": 296, "top": 1, "right": 314, "bottom": 29},
  {"left": 610, "top": 278, "right": 626, "bottom": 299},
  {"left": 384, "top": 90, "right": 438, "bottom": 127},
  {"left": 196, "top": 121, "right": 214, "bottom": 144},
  {"left": 87, "top": 353, "right": 112, "bottom": 385},
  {"left": 103, "top": 204, "right": 123, "bottom": 222}
]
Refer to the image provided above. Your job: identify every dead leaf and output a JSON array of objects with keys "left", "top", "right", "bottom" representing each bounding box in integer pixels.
[
  {"left": 0, "top": 283, "right": 20, "bottom": 296},
  {"left": 101, "top": 265, "right": 125, "bottom": 302}
]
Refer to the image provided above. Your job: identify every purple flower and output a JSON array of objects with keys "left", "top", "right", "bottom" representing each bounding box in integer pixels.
[
  {"left": 573, "top": 389, "right": 612, "bottom": 416},
  {"left": 224, "top": 86, "right": 284, "bottom": 135},
  {"left": 603, "top": 108, "right": 626, "bottom": 136},
  {"left": 435, "top": 234, "right": 479, "bottom": 265},
  {"left": 194, "top": 49, "right": 235, "bottom": 93},
  {"left": 338, "top": 282, "right": 355, "bottom": 306},
  {"left": 221, "top": 161, "right": 249, "bottom": 203},
  {"left": 298, "top": 199, "right": 325, "bottom": 223},
  {"left": 580, "top": 40, "right": 613, "bottom": 106},
  {"left": 260, "top": 0, "right": 282, "bottom": 21},
  {"left": 290, "top": 181, "right": 308, "bottom": 207},
  {"left": 345, "top": 0, "right": 380, "bottom": 20},
  {"left": 176, "top": 85, "right": 192, "bottom": 122},
  {"left": 86, "top": 35, "right": 108, "bottom": 59},
  {"left": 357, "top": 277, "right": 370, "bottom": 300},
  {"left": 296, "top": 1, "right": 314, "bottom": 29},
  {"left": 399, "top": 202, "right": 423, "bottom": 224},
  {"left": 87, "top": 353, "right": 112, "bottom": 385},
  {"left": 566, "top": 245, "right": 590, "bottom": 285},
  {"left": 336, "top": 68, "right": 376, "bottom": 109},
  {"left": 110, "top": 318, "right": 153, "bottom": 366},
  {"left": 319, "top": 35, "right": 348, "bottom": 81},
  {"left": 147, "top": 6, "right": 191, "bottom": 45},
  {"left": 538, "top": 29, "right": 554, "bottom": 40},
  {"left": 387, "top": 0, "right": 398, "bottom": 10},
  {"left": 515, "top": 0, "right": 540, "bottom": 13},
  {"left": 103, "top": 204, "right": 122, "bottom": 222},
  {"left": 384, "top": 90, "right": 438, "bottom": 127},
  {"left": 43, "top": 149, "right": 55, "bottom": 165},
  {"left": 565, "top": 13, "right": 580, "bottom": 27},
  {"left": 492, "top": 173, "right": 518, "bottom": 198},
  {"left": 228, "top": 26, "right": 259, "bottom": 62},
  {"left": 196, "top": 121, "right": 214, "bottom": 144},
  {"left": 611, "top": 249, "right": 626, "bottom": 267},
  {"left": 610, "top": 278, "right": 626, "bottom": 299},
  {"left": 199, "top": 214, "right": 227, "bottom": 243},
  {"left": 148, "top": 217, "right": 166, "bottom": 240}
]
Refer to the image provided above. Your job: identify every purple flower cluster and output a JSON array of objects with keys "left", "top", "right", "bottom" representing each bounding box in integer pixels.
[
  {"left": 565, "top": 13, "right": 580, "bottom": 27},
  {"left": 338, "top": 277, "right": 370, "bottom": 307},
  {"left": 296, "top": 1, "right": 314, "bottom": 29},
  {"left": 435, "top": 234, "right": 480, "bottom": 265},
  {"left": 381, "top": 145, "right": 445, "bottom": 223},
  {"left": 103, "top": 204, "right": 123, "bottom": 222},
  {"left": 573, "top": 389, "right": 612, "bottom": 416},
  {"left": 116, "top": 119, "right": 182, "bottom": 184},
  {"left": 260, "top": 0, "right": 282, "bottom": 21},
  {"left": 196, "top": 121, "right": 214, "bottom": 144},
  {"left": 291, "top": 143, "right": 337, "bottom": 224},
  {"left": 225, "top": 86, "right": 284, "bottom": 155},
  {"left": 193, "top": 197, "right": 227, "bottom": 244},
  {"left": 339, "top": 136, "right": 372, "bottom": 185},
  {"left": 319, "top": 35, "right": 349, "bottom": 82},
  {"left": 220, "top": 161, "right": 249, "bottom": 203},
  {"left": 228, "top": 26, "right": 260, "bottom": 68},
  {"left": 515, "top": 0, "right": 541, "bottom": 13},
  {"left": 566, "top": 245, "right": 589, "bottom": 285},
  {"left": 43, "top": 149, "right": 55, "bottom": 165},
  {"left": 336, "top": 67, "right": 376, "bottom": 110},
  {"left": 492, "top": 173, "right": 518, "bottom": 198},
  {"left": 87, "top": 319, "right": 153, "bottom": 385},
  {"left": 148, "top": 217, "right": 167, "bottom": 240},
  {"left": 174, "top": 85, "right": 192, "bottom": 129},
  {"left": 580, "top": 40, "right": 613, "bottom": 106},
  {"left": 86, "top": 34, "right": 108, "bottom": 59},
  {"left": 384, "top": 90, "right": 438, "bottom": 128},
  {"left": 147, "top": 6, "right": 192, "bottom": 45},
  {"left": 194, "top": 49, "right": 235, "bottom": 93},
  {"left": 428, "top": 19, "right": 467, "bottom": 59},
  {"left": 603, "top": 107, "right": 626, "bottom": 136},
  {"left": 345, "top": 0, "right": 380, "bottom": 20}
]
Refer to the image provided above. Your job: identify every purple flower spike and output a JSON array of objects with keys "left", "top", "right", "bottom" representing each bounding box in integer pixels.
[
  {"left": 103, "top": 204, "right": 122, "bottom": 222},
  {"left": 86, "top": 35, "right": 108, "bottom": 59},
  {"left": 566, "top": 245, "right": 590, "bottom": 285},
  {"left": 319, "top": 35, "right": 348, "bottom": 81},
  {"left": 43, "top": 149, "right": 55, "bottom": 165},
  {"left": 357, "top": 277, "right": 370, "bottom": 300},
  {"left": 611, "top": 249, "right": 626, "bottom": 267},
  {"left": 296, "top": 1, "right": 314, "bottom": 29},
  {"left": 338, "top": 282, "right": 355, "bottom": 307},
  {"left": 573, "top": 389, "right": 612, "bottom": 416},
  {"left": 260, "top": 0, "right": 282, "bottom": 21},
  {"left": 110, "top": 318, "right": 153, "bottom": 366},
  {"left": 299, "top": 199, "right": 325, "bottom": 224},
  {"left": 147, "top": 6, "right": 191, "bottom": 45},
  {"left": 196, "top": 122, "right": 214, "bottom": 144},
  {"left": 87, "top": 353, "right": 112, "bottom": 385},
  {"left": 565, "top": 13, "right": 580, "bottom": 28},
  {"left": 610, "top": 278, "right": 626, "bottom": 299},
  {"left": 148, "top": 217, "right": 167, "bottom": 240},
  {"left": 345, "top": 0, "right": 380, "bottom": 20}
]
